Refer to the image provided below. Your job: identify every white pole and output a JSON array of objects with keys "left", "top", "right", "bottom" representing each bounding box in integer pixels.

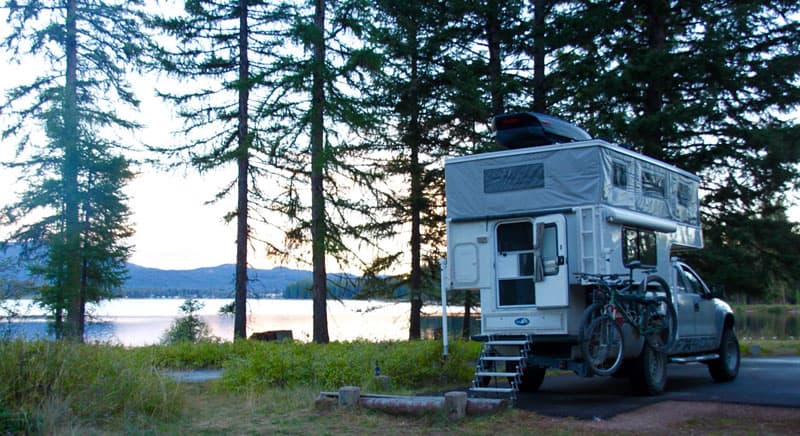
[{"left": 439, "top": 258, "right": 449, "bottom": 357}]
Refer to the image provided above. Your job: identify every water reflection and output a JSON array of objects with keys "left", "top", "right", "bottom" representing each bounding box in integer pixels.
[
  {"left": 735, "top": 308, "right": 800, "bottom": 340},
  {"left": 2, "top": 299, "right": 798, "bottom": 345},
  {"left": 421, "top": 315, "right": 481, "bottom": 340}
]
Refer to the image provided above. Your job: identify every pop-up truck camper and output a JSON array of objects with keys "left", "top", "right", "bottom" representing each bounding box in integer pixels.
[{"left": 440, "top": 112, "right": 739, "bottom": 399}]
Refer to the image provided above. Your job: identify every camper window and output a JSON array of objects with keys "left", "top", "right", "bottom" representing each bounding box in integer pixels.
[
  {"left": 622, "top": 227, "right": 657, "bottom": 267},
  {"left": 612, "top": 161, "right": 628, "bottom": 189},
  {"left": 484, "top": 163, "right": 544, "bottom": 194},
  {"left": 497, "top": 221, "right": 536, "bottom": 306},
  {"left": 499, "top": 279, "right": 535, "bottom": 306},
  {"left": 542, "top": 224, "right": 559, "bottom": 275},
  {"left": 497, "top": 221, "right": 533, "bottom": 252},
  {"left": 642, "top": 170, "right": 665, "bottom": 198},
  {"left": 677, "top": 182, "right": 691, "bottom": 207}
]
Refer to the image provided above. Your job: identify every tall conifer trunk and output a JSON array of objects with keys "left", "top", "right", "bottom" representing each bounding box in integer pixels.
[
  {"left": 311, "top": 0, "right": 329, "bottom": 344},
  {"left": 407, "top": 25, "right": 424, "bottom": 341},
  {"left": 462, "top": 290, "right": 472, "bottom": 339},
  {"left": 641, "top": 0, "right": 668, "bottom": 159},
  {"left": 486, "top": 0, "right": 503, "bottom": 115},
  {"left": 533, "top": 0, "right": 547, "bottom": 113},
  {"left": 234, "top": 0, "right": 250, "bottom": 340},
  {"left": 64, "top": 0, "right": 84, "bottom": 341}
]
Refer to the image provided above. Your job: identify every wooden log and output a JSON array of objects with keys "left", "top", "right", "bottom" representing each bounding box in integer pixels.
[
  {"left": 249, "top": 330, "right": 293, "bottom": 341},
  {"left": 466, "top": 397, "right": 511, "bottom": 415},
  {"left": 357, "top": 396, "right": 444, "bottom": 415},
  {"left": 316, "top": 391, "right": 508, "bottom": 416}
]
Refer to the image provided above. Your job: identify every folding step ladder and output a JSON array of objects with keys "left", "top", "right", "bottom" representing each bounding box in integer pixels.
[{"left": 469, "top": 336, "right": 532, "bottom": 403}]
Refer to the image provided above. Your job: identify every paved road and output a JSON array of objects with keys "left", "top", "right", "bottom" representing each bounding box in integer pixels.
[{"left": 515, "top": 357, "right": 800, "bottom": 419}]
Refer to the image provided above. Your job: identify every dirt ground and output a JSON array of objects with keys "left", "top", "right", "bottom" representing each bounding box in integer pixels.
[{"left": 575, "top": 401, "right": 800, "bottom": 435}]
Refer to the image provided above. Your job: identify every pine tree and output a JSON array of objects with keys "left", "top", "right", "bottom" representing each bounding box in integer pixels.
[
  {"left": 549, "top": 0, "right": 800, "bottom": 296},
  {"left": 148, "top": 0, "right": 293, "bottom": 340},
  {"left": 1, "top": 0, "right": 144, "bottom": 340},
  {"left": 367, "top": 0, "right": 482, "bottom": 339},
  {"left": 252, "top": 0, "right": 381, "bottom": 343}
]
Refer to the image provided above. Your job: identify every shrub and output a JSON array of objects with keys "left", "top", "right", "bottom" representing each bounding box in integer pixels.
[
  {"left": 160, "top": 299, "right": 213, "bottom": 345},
  {"left": 0, "top": 340, "right": 183, "bottom": 421},
  {"left": 220, "top": 339, "right": 480, "bottom": 392},
  {"left": 136, "top": 340, "right": 234, "bottom": 369}
]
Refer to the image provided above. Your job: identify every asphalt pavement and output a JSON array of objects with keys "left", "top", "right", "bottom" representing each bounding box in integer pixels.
[{"left": 514, "top": 356, "right": 800, "bottom": 419}]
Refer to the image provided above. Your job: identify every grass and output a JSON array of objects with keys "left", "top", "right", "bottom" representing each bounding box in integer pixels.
[
  {"left": 2, "top": 336, "right": 799, "bottom": 434},
  {"left": 0, "top": 340, "right": 184, "bottom": 434},
  {"left": 74, "top": 382, "right": 595, "bottom": 435},
  {"left": 733, "top": 304, "right": 800, "bottom": 314},
  {"left": 740, "top": 339, "right": 800, "bottom": 356},
  {"left": 0, "top": 339, "right": 481, "bottom": 433},
  {"left": 64, "top": 382, "right": 800, "bottom": 435}
]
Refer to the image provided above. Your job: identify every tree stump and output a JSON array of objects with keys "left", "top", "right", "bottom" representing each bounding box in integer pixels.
[
  {"left": 338, "top": 386, "right": 360, "bottom": 407},
  {"left": 444, "top": 391, "right": 467, "bottom": 420}
]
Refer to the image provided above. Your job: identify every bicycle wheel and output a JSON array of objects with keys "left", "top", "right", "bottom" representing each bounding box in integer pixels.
[
  {"left": 578, "top": 302, "right": 603, "bottom": 346},
  {"left": 641, "top": 275, "right": 677, "bottom": 352},
  {"left": 582, "top": 314, "right": 624, "bottom": 376}
]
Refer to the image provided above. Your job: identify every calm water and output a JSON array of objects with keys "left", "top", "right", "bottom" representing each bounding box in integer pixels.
[
  {"left": 0, "top": 298, "right": 474, "bottom": 345},
  {"left": 2, "top": 299, "right": 796, "bottom": 345},
  {"left": 736, "top": 308, "right": 800, "bottom": 340}
]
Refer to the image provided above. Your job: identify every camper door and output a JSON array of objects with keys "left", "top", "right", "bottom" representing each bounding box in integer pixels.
[{"left": 495, "top": 214, "right": 568, "bottom": 309}]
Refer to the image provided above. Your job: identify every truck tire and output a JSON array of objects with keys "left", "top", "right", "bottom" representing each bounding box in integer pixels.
[
  {"left": 708, "top": 327, "right": 740, "bottom": 382},
  {"left": 629, "top": 343, "right": 667, "bottom": 395},
  {"left": 517, "top": 366, "right": 546, "bottom": 393}
]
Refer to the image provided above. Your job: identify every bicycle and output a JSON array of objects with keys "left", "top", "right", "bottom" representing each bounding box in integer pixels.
[{"left": 575, "top": 262, "right": 677, "bottom": 376}]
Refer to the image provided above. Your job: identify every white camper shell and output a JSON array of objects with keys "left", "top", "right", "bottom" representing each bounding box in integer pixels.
[{"left": 444, "top": 139, "right": 702, "bottom": 337}]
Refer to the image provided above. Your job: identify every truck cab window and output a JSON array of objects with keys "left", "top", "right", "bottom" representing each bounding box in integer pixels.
[{"left": 680, "top": 265, "right": 708, "bottom": 296}]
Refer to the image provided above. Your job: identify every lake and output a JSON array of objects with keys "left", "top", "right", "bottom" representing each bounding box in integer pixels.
[
  {"left": 2, "top": 299, "right": 797, "bottom": 345},
  {"left": 736, "top": 308, "right": 800, "bottom": 340},
  {"left": 0, "top": 298, "right": 465, "bottom": 345}
]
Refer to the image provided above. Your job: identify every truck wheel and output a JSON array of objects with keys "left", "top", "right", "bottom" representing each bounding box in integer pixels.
[
  {"left": 517, "top": 367, "right": 546, "bottom": 393},
  {"left": 708, "top": 328, "right": 740, "bottom": 382},
  {"left": 630, "top": 343, "right": 667, "bottom": 396}
]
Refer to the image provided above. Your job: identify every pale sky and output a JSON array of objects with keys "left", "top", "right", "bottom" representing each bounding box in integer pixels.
[{"left": 0, "top": 87, "right": 260, "bottom": 271}]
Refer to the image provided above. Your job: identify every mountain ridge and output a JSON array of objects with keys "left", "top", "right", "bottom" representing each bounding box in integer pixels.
[
  {"left": 123, "top": 263, "right": 313, "bottom": 293},
  {"left": 2, "top": 244, "right": 315, "bottom": 295}
]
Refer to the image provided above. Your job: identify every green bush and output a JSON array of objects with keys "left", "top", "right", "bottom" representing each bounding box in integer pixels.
[
  {"left": 0, "top": 340, "right": 183, "bottom": 421},
  {"left": 161, "top": 299, "right": 213, "bottom": 345},
  {"left": 0, "top": 399, "right": 38, "bottom": 434},
  {"left": 135, "top": 340, "right": 235, "bottom": 369},
  {"left": 220, "top": 339, "right": 480, "bottom": 392}
]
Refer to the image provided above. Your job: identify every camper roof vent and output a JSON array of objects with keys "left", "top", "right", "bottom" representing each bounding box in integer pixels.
[{"left": 493, "top": 112, "right": 591, "bottom": 149}]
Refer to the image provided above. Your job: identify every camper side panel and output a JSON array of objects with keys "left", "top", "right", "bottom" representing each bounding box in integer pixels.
[
  {"left": 445, "top": 146, "right": 602, "bottom": 220},
  {"left": 447, "top": 220, "right": 492, "bottom": 291}
]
